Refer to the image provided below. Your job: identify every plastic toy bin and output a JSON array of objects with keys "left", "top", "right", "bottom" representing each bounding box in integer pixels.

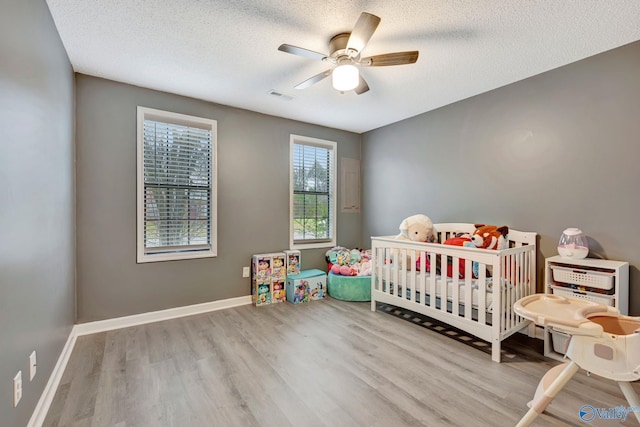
[
  {"left": 551, "top": 265, "right": 614, "bottom": 290},
  {"left": 286, "top": 269, "right": 326, "bottom": 304},
  {"left": 327, "top": 272, "right": 371, "bottom": 302},
  {"left": 550, "top": 329, "right": 570, "bottom": 354}
]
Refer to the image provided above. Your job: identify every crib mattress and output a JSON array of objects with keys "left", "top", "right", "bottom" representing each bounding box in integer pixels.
[
  {"left": 389, "top": 277, "right": 493, "bottom": 309},
  {"left": 378, "top": 268, "right": 523, "bottom": 311}
]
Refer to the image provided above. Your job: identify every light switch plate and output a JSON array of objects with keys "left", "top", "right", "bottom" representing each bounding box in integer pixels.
[
  {"left": 29, "top": 350, "right": 37, "bottom": 381},
  {"left": 14, "top": 371, "right": 22, "bottom": 407}
]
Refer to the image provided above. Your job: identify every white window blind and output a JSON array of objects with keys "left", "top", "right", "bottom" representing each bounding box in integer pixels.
[
  {"left": 137, "top": 107, "right": 217, "bottom": 262},
  {"left": 291, "top": 136, "right": 336, "bottom": 246}
]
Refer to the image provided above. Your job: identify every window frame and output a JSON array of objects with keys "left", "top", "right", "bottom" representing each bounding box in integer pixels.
[
  {"left": 289, "top": 134, "right": 337, "bottom": 250},
  {"left": 136, "top": 106, "right": 217, "bottom": 263}
]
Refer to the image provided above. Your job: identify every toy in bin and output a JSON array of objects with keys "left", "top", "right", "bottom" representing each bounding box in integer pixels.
[
  {"left": 272, "top": 256, "right": 286, "bottom": 281},
  {"left": 284, "top": 250, "right": 301, "bottom": 275},
  {"left": 251, "top": 253, "right": 286, "bottom": 306},
  {"left": 286, "top": 269, "right": 326, "bottom": 304}
]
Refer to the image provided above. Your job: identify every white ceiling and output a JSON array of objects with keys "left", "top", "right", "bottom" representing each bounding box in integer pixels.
[{"left": 45, "top": 0, "right": 640, "bottom": 134}]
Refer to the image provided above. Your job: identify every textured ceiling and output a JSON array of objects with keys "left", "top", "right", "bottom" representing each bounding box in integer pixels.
[{"left": 45, "top": 0, "right": 640, "bottom": 133}]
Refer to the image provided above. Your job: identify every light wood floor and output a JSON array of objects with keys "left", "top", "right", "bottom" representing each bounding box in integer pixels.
[{"left": 44, "top": 298, "right": 639, "bottom": 427}]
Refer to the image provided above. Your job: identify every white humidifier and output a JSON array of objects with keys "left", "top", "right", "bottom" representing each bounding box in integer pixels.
[{"left": 558, "top": 228, "right": 589, "bottom": 259}]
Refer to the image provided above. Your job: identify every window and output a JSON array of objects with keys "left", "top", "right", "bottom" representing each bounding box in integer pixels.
[
  {"left": 290, "top": 135, "right": 337, "bottom": 249},
  {"left": 137, "top": 107, "right": 217, "bottom": 263}
]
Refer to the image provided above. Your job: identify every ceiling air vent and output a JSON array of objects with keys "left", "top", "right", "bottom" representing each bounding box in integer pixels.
[{"left": 268, "top": 90, "right": 293, "bottom": 101}]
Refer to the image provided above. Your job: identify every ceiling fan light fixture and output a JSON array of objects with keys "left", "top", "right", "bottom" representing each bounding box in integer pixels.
[
  {"left": 332, "top": 64, "right": 359, "bottom": 91},
  {"left": 279, "top": 12, "right": 417, "bottom": 95}
]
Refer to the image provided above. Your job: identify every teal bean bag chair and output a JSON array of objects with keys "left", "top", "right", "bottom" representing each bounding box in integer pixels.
[{"left": 327, "top": 271, "right": 371, "bottom": 302}]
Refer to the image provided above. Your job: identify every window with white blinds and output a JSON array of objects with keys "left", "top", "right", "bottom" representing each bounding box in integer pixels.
[
  {"left": 290, "top": 135, "right": 337, "bottom": 248},
  {"left": 137, "top": 107, "right": 217, "bottom": 263}
]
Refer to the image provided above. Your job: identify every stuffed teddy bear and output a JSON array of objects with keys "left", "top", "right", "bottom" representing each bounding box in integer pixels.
[
  {"left": 471, "top": 224, "right": 509, "bottom": 250},
  {"left": 395, "top": 214, "right": 436, "bottom": 243}
]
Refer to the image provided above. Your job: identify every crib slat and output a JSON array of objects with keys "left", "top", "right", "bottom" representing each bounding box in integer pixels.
[
  {"left": 429, "top": 252, "right": 437, "bottom": 308},
  {"left": 440, "top": 253, "right": 448, "bottom": 313},
  {"left": 478, "top": 266, "right": 486, "bottom": 325},
  {"left": 380, "top": 247, "right": 385, "bottom": 292},
  {"left": 377, "top": 247, "right": 381, "bottom": 292},
  {"left": 505, "top": 254, "right": 510, "bottom": 331},
  {"left": 419, "top": 251, "right": 426, "bottom": 306},
  {"left": 501, "top": 254, "right": 506, "bottom": 332},
  {"left": 516, "top": 253, "right": 521, "bottom": 326},
  {"left": 451, "top": 256, "right": 459, "bottom": 316},
  {"left": 402, "top": 249, "right": 407, "bottom": 299},
  {"left": 379, "top": 247, "right": 383, "bottom": 292},
  {"left": 492, "top": 257, "right": 501, "bottom": 333},
  {"left": 393, "top": 249, "right": 399, "bottom": 297},
  {"left": 509, "top": 253, "right": 515, "bottom": 329},
  {"left": 517, "top": 252, "right": 523, "bottom": 324},
  {"left": 524, "top": 252, "right": 529, "bottom": 310},
  {"left": 396, "top": 249, "right": 401, "bottom": 297},
  {"left": 385, "top": 248, "right": 391, "bottom": 295},
  {"left": 409, "top": 250, "right": 416, "bottom": 303},
  {"left": 465, "top": 260, "right": 472, "bottom": 320}
]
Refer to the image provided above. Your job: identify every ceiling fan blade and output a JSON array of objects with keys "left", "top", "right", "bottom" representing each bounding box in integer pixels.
[
  {"left": 278, "top": 44, "right": 327, "bottom": 61},
  {"left": 354, "top": 75, "right": 370, "bottom": 95},
  {"left": 294, "top": 69, "right": 332, "bottom": 90},
  {"left": 360, "top": 51, "right": 419, "bottom": 67},
  {"left": 346, "top": 12, "right": 381, "bottom": 56}
]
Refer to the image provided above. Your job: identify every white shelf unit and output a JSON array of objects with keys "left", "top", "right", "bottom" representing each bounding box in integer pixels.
[{"left": 543, "top": 255, "right": 629, "bottom": 361}]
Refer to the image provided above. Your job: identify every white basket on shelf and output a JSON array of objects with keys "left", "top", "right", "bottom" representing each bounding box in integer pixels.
[
  {"left": 551, "top": 265, "right": 614, "bottom": 290},
  {"left": 550, "top": 285, "right": 615, "bottom": 306}
]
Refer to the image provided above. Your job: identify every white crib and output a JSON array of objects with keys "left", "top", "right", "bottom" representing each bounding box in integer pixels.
[{"left": 371, "top": 223, "right": 537, "bottom": 362}]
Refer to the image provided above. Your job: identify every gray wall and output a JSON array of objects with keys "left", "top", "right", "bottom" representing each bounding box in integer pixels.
[
  {"left": 75, "top": 75, "right": 361, "bottom": 322},
  {"left": 362, "top": 41, "right": 640, "bottom": 314},
  {"left": 0, "top": 1, "right": 75, "bottom": 426}
]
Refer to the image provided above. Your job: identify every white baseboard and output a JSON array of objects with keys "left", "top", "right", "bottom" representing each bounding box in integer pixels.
[
  {"left": 74, "top": 295, "right": 252, "bottom": 336},
  {"left": 28, "top": 295, "right": 251, "bottom": 426},
  {"left": 27, "top": 329, "right": 77, "bottom": 427}
]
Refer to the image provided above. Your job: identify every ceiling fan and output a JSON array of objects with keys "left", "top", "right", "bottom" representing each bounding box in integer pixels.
[{"left": 278, "top": 12, "right": 419, "bottom": 95}]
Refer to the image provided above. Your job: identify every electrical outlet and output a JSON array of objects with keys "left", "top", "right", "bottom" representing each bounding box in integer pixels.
[
  {"left": 13, "top": 371, "right": 22, "bottom": 407},
  {"left": 242, "top": 266, "right": 250, "bottom": 278},
  {"left": 29, "top": 351, "right": 37, "bottom": 381}
]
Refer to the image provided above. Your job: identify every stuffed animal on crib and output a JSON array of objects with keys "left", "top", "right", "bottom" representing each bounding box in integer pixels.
[
  {"left": 395, "top": 214, "right": 436, "bottom": 243},
  {"left": 470, "top": 224, "right": 509, "bottom": 277},
  {"left": 421, "top": 235, "right": 474, "bottom": 278},
  {"left": 471, "top": 224, "right": 509, "bottom": 250}
]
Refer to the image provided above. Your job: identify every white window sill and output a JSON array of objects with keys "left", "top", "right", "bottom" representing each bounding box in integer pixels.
[
  {"left": 137, "top": 250, "right": 217, "bottom": 263},
  {"left": 291, "top": 241, "right": 336, "bottom": 250}
]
